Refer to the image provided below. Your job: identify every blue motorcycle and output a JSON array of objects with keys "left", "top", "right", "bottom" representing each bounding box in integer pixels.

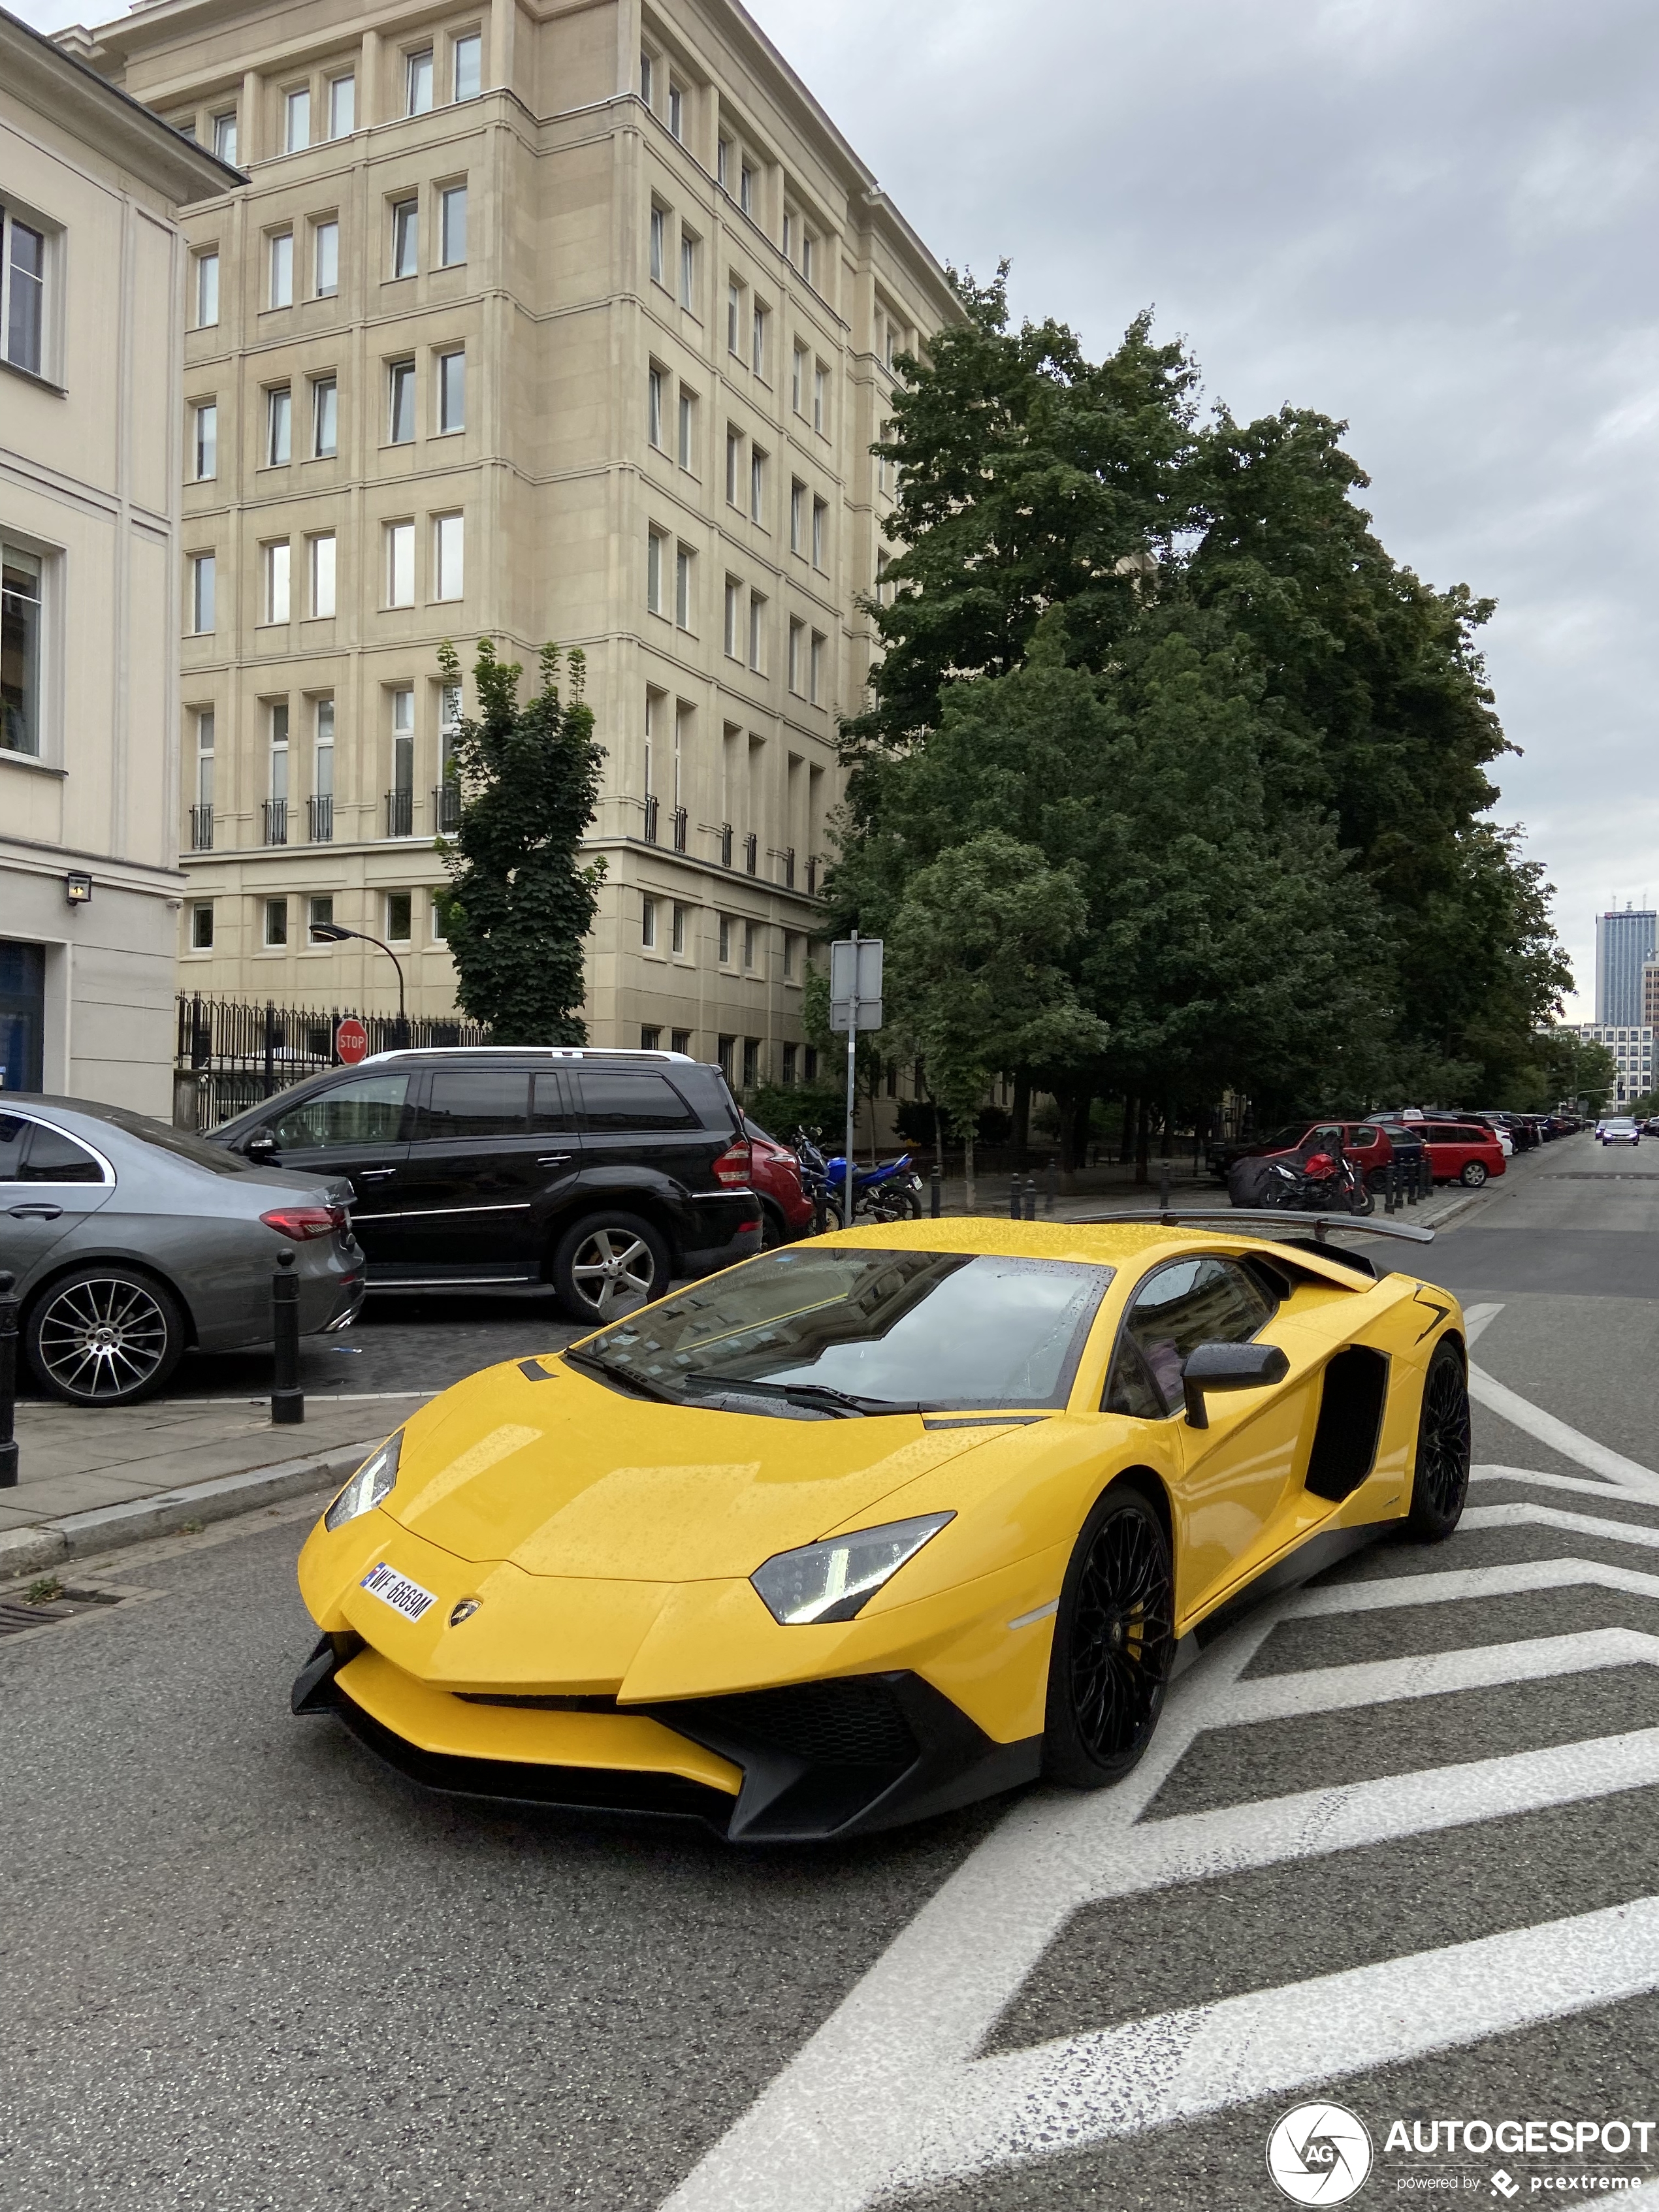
[{"left": 792, "top": 1129, "right": 924, "bottom": 1231}]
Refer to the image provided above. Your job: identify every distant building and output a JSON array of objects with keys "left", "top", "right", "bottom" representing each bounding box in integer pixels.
[
  {"left": 1564, "top": 1023, "right": 1654, "bottom": 1108},
  {"left": 1644, "top": 961, "right": 1659, "bottom": 1029},
  {"left": 1595, "top": 907, "right": 1658, "bottom": 1027}
]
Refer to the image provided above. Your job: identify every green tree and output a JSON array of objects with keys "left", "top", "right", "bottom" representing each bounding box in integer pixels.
[
  {"left": 434, "top": 638, "right": 605, "bottom": 1044},
  {"left": 1532, "top": 1030, "right": 1617, "bottom": 1115},
  {"left": 885, "top": 830, "right": 1106, "bottom": 1208}
]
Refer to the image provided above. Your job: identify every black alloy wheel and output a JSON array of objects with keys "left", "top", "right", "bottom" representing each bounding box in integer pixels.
[
  {"left": 1460, "top": 1161, "right": 1489, "bottom": 1187},
  {"left": 26, "top": 1266, "right": 185, "bottom": 1405},
  {"left": 1043, "top": 1483, "right": 1175, "bottom": 1788},
  {"left": 1406, "top": 1338, "right": 1472, "bottom": 1541}
]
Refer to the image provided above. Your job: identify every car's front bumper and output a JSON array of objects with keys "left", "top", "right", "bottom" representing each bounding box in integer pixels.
[{"left": 293, "top": 1634, "right": 1040, "bottom": 1840}]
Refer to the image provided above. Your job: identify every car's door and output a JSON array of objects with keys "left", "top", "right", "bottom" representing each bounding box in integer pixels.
[
  {"left": 383, "top": 1064, "right": 548, "bottom": 1281},
  {"left": 260, "top": 1072, "right": 413, "bottom": 1266},
  {"left": 1103, "top": 1255, "right": 1323, "bottom": 1620},
  {"left": 570, "top": 1066, "right": 710, "bottom": 1192},
  {"left": 1420, "top": 1122, "right": 1460, "bottom": 1180},
  {"left": 0, "top": 1112, "right": 116, "bottom": 1285}
]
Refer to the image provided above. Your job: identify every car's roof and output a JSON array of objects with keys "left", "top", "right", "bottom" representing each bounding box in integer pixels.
[{"left": 360, "top": 1045, "right": 703, "bottom": 1066}]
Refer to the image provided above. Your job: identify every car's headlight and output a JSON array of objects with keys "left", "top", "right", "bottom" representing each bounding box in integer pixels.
[
  {"left": 750, "top": 1513, "right": 954, "bottom": 1626},
  {"left": 324, "top": 1434, "right": 402, "bottom": 1531}
]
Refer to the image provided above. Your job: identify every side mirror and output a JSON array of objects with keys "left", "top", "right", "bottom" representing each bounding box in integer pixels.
[
  {"left": 244, "top": 1127, "right": 278, "bottom": 1160},
  {"left": 1182, "top": 1339, "right": 1289, "bottom": 1429}
]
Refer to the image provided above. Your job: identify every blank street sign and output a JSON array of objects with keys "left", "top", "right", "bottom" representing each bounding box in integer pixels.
[{"left": 830, "top": 937, "right": 883, "bottom": 1031}]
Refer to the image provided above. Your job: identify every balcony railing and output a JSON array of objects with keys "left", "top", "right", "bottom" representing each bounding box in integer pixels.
[
  {"left": 719, "top": 821, "right": 733, "bottom": 868},
  {"left": 385, "top": 788, "right": 413, "bottom": 838},
  {"left": 189, "top": 803, "right": 214, "bottom": 852},
  {"left": 261, "top": 797, "right": 287, "bottom": 846},
  {"left": 806, "top": 855, "right": 819, "bottom": 898},
  {"left": 782, "top": 845, "right": 796, "bottom": 890},
  {"left": 643, "top": 793, "right": 660, "bottom": 844},
  {"left": 671, "top": 804, "right": 688, "bottom": 852},
  {"left": 744, "top": 831, "right": 758, "bottom": 876},
  {"left": 432, "top": 782, "right": 461, "bottom": 833},
  {"left": 308, "top": 795, "right": 333, "bottom": 843}
]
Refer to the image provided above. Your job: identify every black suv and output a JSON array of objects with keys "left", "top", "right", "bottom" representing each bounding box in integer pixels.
[{"left": 209, "top": 1049, "right": 761, "bottom": 1325}]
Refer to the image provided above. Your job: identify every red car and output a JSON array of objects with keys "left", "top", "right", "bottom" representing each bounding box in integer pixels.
[
  {"left": 1219, "top": 1119, "right": 1396, "bottom": 1187},
  {"left": 1418, "top": 1119, "right": 1507, "bottom": 1187},
  {"left": 743, "top": 1119, "right": 815, "bottom": 1244}
]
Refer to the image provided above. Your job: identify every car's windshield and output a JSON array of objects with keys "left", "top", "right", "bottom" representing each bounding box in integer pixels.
[
  {"left": 1262, "top": 1124, "right": 1312, "bottom": 1149},
  {"left": 80, "top": 1104, "right": 259, "bottom": 1175},
  {"left": 580, "top": 1247, "right": 1114, "bottom": 1413}
]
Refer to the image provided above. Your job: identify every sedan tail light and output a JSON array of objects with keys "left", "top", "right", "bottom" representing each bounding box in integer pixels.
[
  {"left": 260, "top": 1205, "right": 346, "bottom": 1241},
  {"left": 712, "top": 1139, "right": 753, "bottom": 1187}
]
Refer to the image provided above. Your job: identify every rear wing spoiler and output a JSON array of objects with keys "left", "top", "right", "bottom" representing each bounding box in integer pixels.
[{"left": 1079, "top": 1206, "right": 1435, "bottom": 1245}]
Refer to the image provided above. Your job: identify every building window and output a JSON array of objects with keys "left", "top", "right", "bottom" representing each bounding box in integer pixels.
[
  {"left": 813, "top": 362, "right": 827, "bottom": 435},
  {"left": 679, "top": 228, "right": 696, "bottom": 309},
  {"left": 1, "top": 545, "right": 42, "bottom": 757},
  {"left": 328, "top": 74, "right": 355, "bottom": 137},
  {"left": 436, "top": 185, "right": 467, "bottom": 268},
  {"left": 801, "top": 232, "right": 816, "bottom": 288},
  {"left": 716, "top": 136, "right": 730, "bottom": 189},
  {"left": 805, "top": 1046, "right": 818, "bottom": 1082},
  {"left": 809, "top": 631, "right": 824, "bottom": 704},
  {"left": 743, "top": 1038, "right": 760, "bottom": 1088},
  {"left": 675, "top": 544, "right": 692, "bottom": 630},
  {"left": 406, "top": 48, "right": 434, "bottom": 116},
  {"left": 284, "top": 86, "right": 310, "bottom": 152},
  {"left": 308, "top": 894, "right": 334, "bottom": 943},
  {"left": 718, "top": 1036, "right": 736, "bottom": 1082},
  {"left": 649, "top": 206, "right": 666, "bottom": 286},
  {"left": 314, "top": 697, "right": 334, "bottom": 821},
  {"left": 726, "top": 425, "right": 741, "bottom": 505},
  {"left": 875, "top": 547, "right": 890, "bottom": 604},
  {"left": 668, "top": 81, "right": 684, "bottom": 140},
  {"left": 263, "top": 540, "right": 291, "bottom": 624},
  {"left": 0, "top": 204, "right": 46, "bottom": 378},
  {"left": 266, "top": 384, "right": 291, "bottom": 465},
  {"left": 642, "top": 896, "right": 658, "bottom": 949},
  {"left": 671, "top": 1027, "right": 690, "bottom": 1055},
  {"left": 724, "top": 576, "right": 740, "bottom": 658},
  {"left": 782, "top": 933, "right": 796, "bottom": 979},
  {"left": 387, "top": 521, "right": 415, "bottom": 607},
  {"left": 312, "top": 375, "right": 337, "bottom": 457},
  {"left": 263, "top": 897, "right": 288, "bottom": 948},
  {"left": 190, "top": 902, "right": 214, "bottom": 951},
  {"left": 194, "top": 249, "right": 219, "bottom": 328},
  {"left": 647, "top": 529, "right": 665, "bottom": 615},
  {"left": 438, "top": 348, "right": 465, "bottom": 432},
  {"left": 434, "top": 513, "right": 464, "bottom": 601},
  {"left": 392, "top": 198, "right": 419, "bottom": 280},
  {"left": 189, "top": 553, "right": 215, "bottom": 634},
  {"left": 812, "top": 496, "right": 827, "bottom": 569},
  {"left": 309, "top": 534, "right": 336, "bottom": 618},
  {"left": 788, "top": 618, "right": 804, "bottom": 694},
  {"left": 677, "top": 387, "right": 695, "bottom": 470},
  {"left": 727, "top": 278, "right": 741, "bottom": 355},
  {"left": 430, "top": 894, "right": 447, "bottom": 942},
  {"left": 191, "top": 400, "right": 217, "bottom": 480},
  {"left": 671, "top": 902, "right": 688, "bottom": 954},
  {"left": 739, "top": 163, "right": 754, "bottom": 216},
  {"left": 790, "top": 479, "right": 805, "bottom": 554},
  {"left": 195, "top": 707, "right": 215, "bottom": 808},
  {"left": 453, "top": 33, "right": 481, "bottom": 102},
  {"left": 268, "top": 229, "right": 294, "bottom": 308},
  {"left": 641, "top": 1025, "right": 662, "bottom": 1051},
  {"left": 748, "top": 591, "right": 765, "bottom": 671},
  {"left": 386, "top": 891, "right": 413, "bottom": 942},
  {"left": 648, "top": 364, "right": 664, "bottom": 448},
  {"left": 639, "top": 50, "right": 654, "bottom": 105},
  {"left": 212, "top": 111, "right": 238, "bottom": 164},
  {"left": 750, "top": 445, "right": 765, "bottom": 522},
  {"left": 782, "top": 212, "right": 794, "bottom": 264},
  {"left": 718, "top": 916, "right": 732, "bottom": 964},
  {"left": 314, "top": 218, "right": 338, "bottom": 297},
  {"left": 792, "top": 344, "right": 806, "bottom": 414},
  {"left": 743, "top": 920, "right": 757, "bottom": 970},
  {"left": 782, "top": 1041, "right": 797, "bottom": 1084},
  {"left": 389, "top": 358, "right": 415, "bottom": 443},
  {"left": 752, "top": 302, "right": 767, "bottom": 377}
]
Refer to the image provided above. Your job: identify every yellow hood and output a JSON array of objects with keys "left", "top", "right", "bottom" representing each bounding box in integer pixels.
[{"left": 382, "top": 1358, "right": 1000, "bottom": 1579}]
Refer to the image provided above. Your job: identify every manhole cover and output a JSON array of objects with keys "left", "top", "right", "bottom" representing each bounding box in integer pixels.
[{"left": 0, "top": 1587, "right": 125, "bottom": 1637}]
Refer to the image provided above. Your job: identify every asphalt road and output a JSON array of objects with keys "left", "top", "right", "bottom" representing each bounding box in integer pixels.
[{"left": 8, "top": 1133, "right": 1659, "bottom": 2211}]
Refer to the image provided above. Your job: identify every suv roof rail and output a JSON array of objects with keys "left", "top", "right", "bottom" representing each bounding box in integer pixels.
[{"left": 361, "top": 1045, "right": 701, "bottom": 1065}]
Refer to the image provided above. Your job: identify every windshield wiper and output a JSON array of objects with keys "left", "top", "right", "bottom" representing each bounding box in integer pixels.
[
  {"left": 681, "top": 1371, "right": 926, "bottom": 1417},
  {"left": 562, "top": 1348, "right": 681, "bottom": 1404}
]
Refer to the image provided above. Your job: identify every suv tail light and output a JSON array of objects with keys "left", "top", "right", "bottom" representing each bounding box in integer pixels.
[
  {"left": 260, "top": 1205, "right": 346, "bottom": 1241},
  {"left": 712, "top": 1139, "right": 752, "bottom": 1187}
]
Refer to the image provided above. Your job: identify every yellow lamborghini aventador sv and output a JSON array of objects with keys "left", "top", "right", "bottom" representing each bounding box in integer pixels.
[{"left": 292, "top": 1208, "right": 1470, "bottom": 1841}]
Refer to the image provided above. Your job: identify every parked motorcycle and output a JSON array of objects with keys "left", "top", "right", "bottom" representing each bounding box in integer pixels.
[
  {"left": 1228, "top": 1139, "right": 1374, "bottom": 1216},
  {"left": 792, "top": 1129, "right": 924, "bottom": 1230}
]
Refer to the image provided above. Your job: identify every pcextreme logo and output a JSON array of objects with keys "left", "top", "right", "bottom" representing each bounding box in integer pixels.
[{"left": 1268, "top": 2102, "right": 1376, "bottom": 2204}]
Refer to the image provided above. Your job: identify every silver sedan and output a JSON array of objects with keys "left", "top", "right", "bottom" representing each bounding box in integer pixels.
[{"left": 0, "top": 1096, "right": 364, "bottom": 1405}]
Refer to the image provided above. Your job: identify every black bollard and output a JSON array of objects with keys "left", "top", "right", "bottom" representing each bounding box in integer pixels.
[
  {"left": 1046, "top": 1156, "right": 1057, "bottom": 1215},
  {"left": 1009, "top": 1176, "right": 1023, "bottom": 1220},
  {"left": 929, "top": 1164, "right": 942, "bottom": 1219},
  {"left": 1159, "top": 1161, "right": 1172, "bottom": 1212},
  {"left": 1025, "top": 1174, "right": 1039, "bottom": 1221},
  {"left": 0, "top": 1268, "right": 16, "bottom": 1488},
  {"left": 272, "top": 1248, "right": 304, "bottom": 1425}
]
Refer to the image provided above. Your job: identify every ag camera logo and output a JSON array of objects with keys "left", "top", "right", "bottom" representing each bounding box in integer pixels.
[{"left": 1267, "top": 2102, "right": 1374, "bottom": 2204}]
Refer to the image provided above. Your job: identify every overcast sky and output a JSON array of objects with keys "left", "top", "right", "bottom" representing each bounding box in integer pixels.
[{"left": 20, "top": 0, "right": 1655, "bottom": 1014}]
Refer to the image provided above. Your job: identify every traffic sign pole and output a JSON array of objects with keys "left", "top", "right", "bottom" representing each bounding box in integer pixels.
[
  {"left": 828, "top": 935, "right": 883, "bottom": 1233},
  {"left": 845, "top": 931, "right": 858, "bottom": 1228}
]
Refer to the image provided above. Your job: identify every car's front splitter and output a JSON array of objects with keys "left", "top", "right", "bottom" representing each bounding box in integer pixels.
[{"left": 293, "top": 1637, "right": 1040, "bottom": 1842}]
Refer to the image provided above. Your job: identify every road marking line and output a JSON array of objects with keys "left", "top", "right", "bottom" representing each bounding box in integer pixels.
[
  {"left": 1287, "top": 1553, "right": 1659, "bottom": 1615},
  {"left": 1462, "top": 1300, "right": 1505, "bottom": 1345},
  {"left": 1465, "top": 1500, "right": 1659, "bottom": 1551},
  {"left": 1469, "top": 1360, "right": 1659, "bottom": 1497},
  {"left": 1472, "top": 1462, "right": 1659, "bottom": 1507}
]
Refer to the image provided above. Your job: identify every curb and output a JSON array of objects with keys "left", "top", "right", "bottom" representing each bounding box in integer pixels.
[{"left": 0, "top": 1440, "right": 376, "bottom": 1582}]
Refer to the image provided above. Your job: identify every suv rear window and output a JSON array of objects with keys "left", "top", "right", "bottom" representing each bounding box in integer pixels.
[
  {"left": 575, "top": 1070, "right": 697, "bottom": 1131},
  {"left": 419, "top": 1068, "right": 529, "bottom": 1140}
]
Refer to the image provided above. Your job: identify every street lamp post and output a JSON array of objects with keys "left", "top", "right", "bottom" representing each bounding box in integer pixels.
[{"left": 310, "top": 923, "right": 407, "bottom": 1043}]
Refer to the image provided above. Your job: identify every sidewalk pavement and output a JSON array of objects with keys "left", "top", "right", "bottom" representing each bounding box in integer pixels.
[{"left": 0, "top": 1178, "right": 1479, "bottom": 1588}]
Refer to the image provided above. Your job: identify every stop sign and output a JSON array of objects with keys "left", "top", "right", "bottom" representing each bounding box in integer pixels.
[{"left": 336, "top": 1017, "right": 370, "bottom": 1066}]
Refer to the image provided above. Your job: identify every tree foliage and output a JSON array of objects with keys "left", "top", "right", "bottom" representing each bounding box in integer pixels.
[
  {"left": 836, "top": 270, "right": 1570, "bottom": 1127},
  {"left": 434, "top": 639, "right": 605, "bottom": 1044}
]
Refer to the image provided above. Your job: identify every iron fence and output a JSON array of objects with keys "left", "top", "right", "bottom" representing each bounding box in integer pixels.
[{"left": 173, "top": 991, "right": 489, "bottom": 1130}]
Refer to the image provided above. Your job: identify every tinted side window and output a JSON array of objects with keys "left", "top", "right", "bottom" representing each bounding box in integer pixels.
[
  {"left": 0, "top": 1114, "right": 32, "bottom": 1180},
  {"left": 1352, "top": 1126, "right": 1379, "bottom": 1147},
  {"left": 530, "top": 1074, "right": 579, "bottom": 1132},
  {"left": 419, "top": 1068, "right": 529, "bottom": 1140},
  {"left": 22, "top": 1124, "right": 106, "bottom": 1183},
  {"left": 270, "top": 1074, "right": 410, "bottom": 1151},
  {"left": 1106, "top": 1257, "right": 1277, "bottom": 1418},
  {"left": 575, "top": 1071, "right": 698, "bottom": 1132}
]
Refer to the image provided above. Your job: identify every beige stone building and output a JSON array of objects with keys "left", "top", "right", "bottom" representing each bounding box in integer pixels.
[
  {"left": 1, "top": 7, "right": 237, "bottom": 1114},
  {"left": 75, "top": 0, "right": 955, "bottom": 1091}
]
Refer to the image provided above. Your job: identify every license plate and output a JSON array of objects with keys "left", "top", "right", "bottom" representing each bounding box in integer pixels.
[{"left": 359, "top": 1562, "right": 437, "bottom": 1623}]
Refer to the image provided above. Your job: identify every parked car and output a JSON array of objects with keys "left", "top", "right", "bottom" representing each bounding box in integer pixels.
[
  {"left": 743, "top": 1117, "right": 816, "bottom": 1245},
  {"left": 1413, "top": 1119, "right": 1508, "bottom": 1187},
  {"left": 1599, "top": 1117, "right": 1641, "bottom": 1147},
  {"left": 208, "top": 1048, "right": 762, "bottom": 1326},
  {"left": 1208, "top": 1119, "right": 1396, "bottom": 1189},
  {"left": 0, "top": 1095, "right": 362, "bottom": 1405}
]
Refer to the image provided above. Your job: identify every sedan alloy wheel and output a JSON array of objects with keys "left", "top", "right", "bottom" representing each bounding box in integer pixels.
[{"left": 29, "top": 1269, "right": 184, "bottom": 1404}]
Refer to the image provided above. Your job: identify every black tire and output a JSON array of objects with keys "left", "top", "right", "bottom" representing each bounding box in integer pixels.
[
  {"left": 551, "top": 1212, "right": 671, "bottom": 1328},
  {"left": 759, "top": 1202, "right": 790, "bottom": 1250},
  {"left": 1042, "top": 1481, "right": 1176, "bottom": 1788},
  {"left": 26, "top": 1265, "right": 185, "bottom": 1405},
  {"left": 1348, "top": 1178, "right": 1376, "bottom": 1217},
  {"left": 1406, "top": 1338, "right": 1471, "bottom": 1541},
  {"left": 1460, "top": 1161, "right": 1488, "bottom": 1187}
]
